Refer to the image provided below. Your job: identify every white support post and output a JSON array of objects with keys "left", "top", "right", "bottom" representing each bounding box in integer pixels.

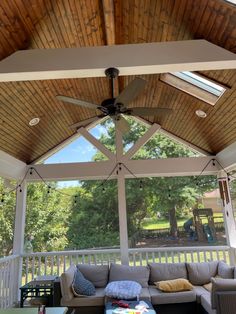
[
  {"left": 218, "top": 171, "right": 236, "bottom": 265},
  {"left": 13, "top": 181, "right": 27, "bottom": 299},
  {"left": 116, "top": 125, "right": 129, "bottom": 265}
]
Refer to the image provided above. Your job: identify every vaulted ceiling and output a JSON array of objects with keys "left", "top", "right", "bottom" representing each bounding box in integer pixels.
[{"left": 0, "top": 0, "right": 236, "bottom": 163}]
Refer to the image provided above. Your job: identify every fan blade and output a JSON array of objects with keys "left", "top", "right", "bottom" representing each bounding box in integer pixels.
[
  {"left": 57, "top": 95, "right": 99, "bottom": 110},
  {"left": 115, "top": 78, "right": 146, "bottom": 106},
  {"left": 114, "top": 116, "right": 130, "bottom": 134},
  {"left": 69, "top": 116, "right": 104, "bottom": 129},
  {"left": 128, "top": 107, "right": 173, "bottom": 116}
]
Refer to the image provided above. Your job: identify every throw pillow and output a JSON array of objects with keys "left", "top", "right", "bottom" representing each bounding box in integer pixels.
[
  {"left": 72, "top": 269, "right": 96, "bottom": 296},
  {"left": 154, "top": 278, "right": 193, "bottom": 292},
  {"left": 105, "top": 280, "right": 142, "bottom": 300}
]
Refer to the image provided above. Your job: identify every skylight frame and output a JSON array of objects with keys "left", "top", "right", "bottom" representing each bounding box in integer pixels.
[
  {"left": 171, "top": 71, "right": 226, "bottom": 97},
  {"left": 160, "top": 71, "right": 228, "bottom": 106}
]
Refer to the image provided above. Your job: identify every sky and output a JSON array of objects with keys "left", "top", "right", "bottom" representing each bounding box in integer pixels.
[{"left": 44, "top": 124, "right": 108, "bottom": 187}]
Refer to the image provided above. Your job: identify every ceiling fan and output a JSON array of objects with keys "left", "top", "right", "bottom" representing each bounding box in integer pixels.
[{"left": 56, "top": 67, "right": 172, "bottom": 133}]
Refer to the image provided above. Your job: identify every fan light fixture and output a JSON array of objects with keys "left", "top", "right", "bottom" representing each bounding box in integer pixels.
[
  {"left": 29, "top": 117, "right": 40, "bottom": 126},
  {"left": 195, "top": 110, "right": 207, "bottom": 118}
]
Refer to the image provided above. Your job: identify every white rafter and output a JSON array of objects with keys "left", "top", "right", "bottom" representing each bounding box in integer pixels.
[
  {"left": 78, "top": 127, "right": 115, "bottom": 161},
  {"left": 133, "top": 116, "right": 211, "bottom": 156},
  {"left": 122, "top": 123, "right": 161, "bottom": 161}
]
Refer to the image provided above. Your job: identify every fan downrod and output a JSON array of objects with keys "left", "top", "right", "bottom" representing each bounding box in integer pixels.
[{"left": 105, "top": 67, "right": 119, "bottom": 79}]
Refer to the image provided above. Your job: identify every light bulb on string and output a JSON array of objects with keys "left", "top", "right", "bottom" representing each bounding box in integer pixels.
[
  {"left": 1, "top": 193, "right": 5, "bottom": 203},
  {"left": 212, "top": 159, "right": 216, "bottom": 166},
  {"left": 47, "top": 186, "right": 51, "bottom": 194},
  {"left": 19, "top": 185, "right": 22, "bottom": 193},
  {"left": 29, "top": 167, "right": 33, "bottom": 175},
  {"left": 139, "top": 180, "right": 143, "bottom": 190}
]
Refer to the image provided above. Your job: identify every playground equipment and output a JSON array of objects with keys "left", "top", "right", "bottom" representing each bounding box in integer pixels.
[{"left": 193, "top": 208, "right": 216, "bottom": 243}]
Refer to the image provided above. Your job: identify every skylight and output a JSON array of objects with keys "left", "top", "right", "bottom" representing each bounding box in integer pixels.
[
  {"left": 171, "top": 71, "right": 226, "bottom": 97},
  {"left": 160, "top": 71, "right": 227, "bottom": 106}
]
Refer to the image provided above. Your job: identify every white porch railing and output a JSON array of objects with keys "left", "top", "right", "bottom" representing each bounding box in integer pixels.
[
  {"left": 21, "top": 248, "right": 121, "bottom": 284},
  {"left": 0, "top": 255, "right": 20, "bottom": 309},
  {"left": 0, "top": 246, "right": 232, "bottom": 308},
  {"left": 128, "top": 246, "right": 230, "bottom": 265},
  {"left": 21, "top": 245, "right": 231, "bottom": 285}
]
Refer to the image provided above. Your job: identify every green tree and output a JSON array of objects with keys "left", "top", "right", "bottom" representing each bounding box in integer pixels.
[{"left": 68, "top": 118, "right": 217, "bottom": 247}]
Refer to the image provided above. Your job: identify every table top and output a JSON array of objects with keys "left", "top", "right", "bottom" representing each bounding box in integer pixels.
[
  {"left": 0, "top": 308, "right": 67, "bottom": 314},
  {"left": 105, "top": 301, "right": 156, "bottom": 314}
]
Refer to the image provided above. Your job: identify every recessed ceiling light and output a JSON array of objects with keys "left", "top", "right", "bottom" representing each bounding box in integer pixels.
[
  {"left": 29, "top": 117, "right": 40, "bottom": 126},
  {"left": 195, "top": 110, "right": 207, "bottom": 118}
]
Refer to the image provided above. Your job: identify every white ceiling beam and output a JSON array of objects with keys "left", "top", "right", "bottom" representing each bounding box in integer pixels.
[
  {"left": 0, "top": 40, "right": 236, "bottom": 82},
  {"left": 78, "top": 127, "right": 115, "bottom": 161},
  {"left": 0, "top": 150, "right": 26, "bottom": 179},
  {"left": 216, "top": 141, "right": 236, "bottom": 172},
  {"left": 133, "top": 116, "right": 211, "bottom": 156},
  {"left": 122, "top": 123, "right": 161, "bottom": 161},
  {"left": 26, "top": 156, "right": 217, "bottom": 181}
]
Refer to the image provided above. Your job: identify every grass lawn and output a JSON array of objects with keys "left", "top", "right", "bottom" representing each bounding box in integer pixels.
[{"left": 142, "top": 213, "right": 224, "bottom": 230}]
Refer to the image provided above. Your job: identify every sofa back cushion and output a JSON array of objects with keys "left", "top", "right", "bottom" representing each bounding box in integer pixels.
[
  {"left": 218, "top": 261, "right": 234, "bottom": 279},
  {"left": 148, "top": 263, "right": 187, "bottom": 284},
  {"left": 77, "top": 264, "right": 109, "bottom": 287},
  {"left": 109, "top": 263, "right": 150, "bottom": 288},
  {"left": 186, "top": 261, "right": 218, "bottom": 285},
  {"left": 60, "top": 264, "right": 76, "bottom": 301}
]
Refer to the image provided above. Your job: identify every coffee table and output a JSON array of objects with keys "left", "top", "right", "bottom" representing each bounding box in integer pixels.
[
  {"left": 105, "top": 301, "right": 156, "bottom": 314},
  {"left": 0, "top": 308, "right": 67, "bottom": 314}
]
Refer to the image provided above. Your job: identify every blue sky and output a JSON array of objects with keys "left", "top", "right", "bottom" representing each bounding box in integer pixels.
[{"left": 44, "top": 124, "right": 108, "bottom": 187}]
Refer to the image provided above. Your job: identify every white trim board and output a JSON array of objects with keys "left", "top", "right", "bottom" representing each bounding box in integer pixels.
[
  {"left": 0, "top": 150, "right": 26, "bottom": 179},
  {"left": 0, "top": 40, "right": 236, "bottom": 82},
  {"left": 26, "top": 156, "right": 217, "bottom": 181}
]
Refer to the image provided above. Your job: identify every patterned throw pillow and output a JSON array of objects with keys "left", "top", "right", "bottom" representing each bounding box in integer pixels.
[
  {"left": 72, "top": 269, "right": 96, "bottom": 296},
  {"left": 105, "top": 280, "right": 142, "bottom": 300}
]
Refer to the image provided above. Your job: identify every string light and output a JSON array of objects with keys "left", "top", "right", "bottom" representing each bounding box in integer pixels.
[{"left": 0, "top": 158, "right": 234, "bottom": 205}]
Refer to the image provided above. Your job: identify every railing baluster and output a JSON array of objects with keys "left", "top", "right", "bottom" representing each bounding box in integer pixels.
[
  {"left": 38, "top": 257, "right": 41, "bottom": 276},
  {"left": 32, "top": 256, "right": 35, "bottom": 280}
]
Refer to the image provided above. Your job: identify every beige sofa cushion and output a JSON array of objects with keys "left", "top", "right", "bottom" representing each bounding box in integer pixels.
[
  {"left": 60, "top": 264, "right": 76, "bottom": 301},
  {"left": 149, "top": 286, "right": 196, "bottom": 305},
  {"left": 186, "top": 261, "right": 218, "bottom": 285},
  {"left": 148, "top": 263, "right": 187, "bottom": 284},
  {"left": 77, "top": 264, "right": 109, "bottom": 287},
  {"left": 61, "top": 288, "right": 105, "bottom": 307},
  {"left": 109, "top": 263, "right": 150, "bottom": 288}
]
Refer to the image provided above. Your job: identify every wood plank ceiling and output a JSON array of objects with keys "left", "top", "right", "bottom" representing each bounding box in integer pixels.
[{"left": 0, "top": 0, "right": 236, "bottom": 163}]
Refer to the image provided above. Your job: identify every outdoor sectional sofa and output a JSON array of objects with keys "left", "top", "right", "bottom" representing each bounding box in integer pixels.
[{"left": 59, "top": 261, "right": 236, "bottom": 314}]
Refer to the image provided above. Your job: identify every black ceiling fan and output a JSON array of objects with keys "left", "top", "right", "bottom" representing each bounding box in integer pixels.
[{"left": 56, "top": 68, "right": 172, "bottom": 133}]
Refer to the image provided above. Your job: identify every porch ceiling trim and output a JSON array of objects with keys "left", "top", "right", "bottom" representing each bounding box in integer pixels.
[
  {"left": 0, "top": 40, "right": 236, "bottom": 82},
  {"left": 26, "top": 156, "right": 217, "bottom": 182},
  {"left": 216, "top": 141, "right": 236, "bottom": 172},
  {"left": 0, "top": 150, "right": 26, "bottom": 179}
]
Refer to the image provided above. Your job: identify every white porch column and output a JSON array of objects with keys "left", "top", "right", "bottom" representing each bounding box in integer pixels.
[
  {"left": 13, "top": 181, "right": 27, "bottom": 299},
  {"left": 218, "top": 171, "right": 236, "bottom": 265},
  {"left": 13, "top": 181, "right": 27, "bottom": 254},
  {"left": 116, "top": 125, "right": 129, "bottom": 265}
]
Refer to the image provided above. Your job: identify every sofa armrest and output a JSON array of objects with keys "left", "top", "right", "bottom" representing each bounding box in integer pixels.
[
  {"left": 211, "top": 278, "right": 236, "bottom": 309},
  {"left": 60, "top": 264, "right": 77, "bottom": 301},
  {"left": 215, "top": 291, "right": 236, "bottom": 314}
]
